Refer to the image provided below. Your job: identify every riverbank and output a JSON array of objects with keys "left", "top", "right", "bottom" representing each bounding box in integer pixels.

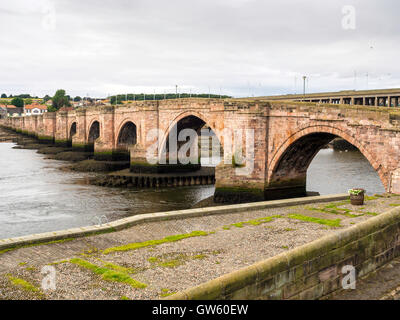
[
  {"left": 0, "top": 193, "right": 398, "bottom": 300},
  {"left": 0, "top": 126, "right": 128, "bottom": 171}
]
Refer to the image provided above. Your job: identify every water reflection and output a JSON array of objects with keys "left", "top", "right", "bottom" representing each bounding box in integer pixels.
[
  {"left": 0, "top": 143, "right": 214, "bottom": 238},
  {"left": 307, "top": 149, "right": 385, "bottom": 195},
  {"left": 0, "top": 143, "right": 385, "bottom": 239}
]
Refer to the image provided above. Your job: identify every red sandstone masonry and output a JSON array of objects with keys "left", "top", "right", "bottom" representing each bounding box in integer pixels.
[{"left": 2, "top": 99, "right": 400, "bottom": 198}]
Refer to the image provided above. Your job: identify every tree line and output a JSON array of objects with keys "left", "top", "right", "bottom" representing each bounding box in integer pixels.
[
  {"left": 109, "top": 93, "right": 232, "bottom": 105},
  {"left": 1, "top": 90, "right": 233, "bottom": 112},
  {"left": 0, "top": 90, "right": 72, "bottom": 112}
]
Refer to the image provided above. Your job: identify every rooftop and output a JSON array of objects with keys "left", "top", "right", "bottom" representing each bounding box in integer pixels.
[{"left": 24, "top": 103, "right": 48, "bottom": 110}]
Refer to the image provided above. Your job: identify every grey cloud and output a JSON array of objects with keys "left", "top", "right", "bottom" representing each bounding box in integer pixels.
[{"left": 0, "top": 0, "right": 399, "bottom": 98}]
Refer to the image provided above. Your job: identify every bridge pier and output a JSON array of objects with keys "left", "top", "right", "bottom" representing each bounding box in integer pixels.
[
  {"left": 93, "top": 141, "right": 131, "bottom": 161},
  {"left": 214, "top": 164, "right": 266, "bottom": 203},
  {"left": 71, "top": 109, "right": 90, "bottom": 151},
  {"left": 92, "top": 107, "right": 118, "bottom": 160},
  {"left": 37, "top": 112, "right": 56, "bottom": 144},
  {"left": 129, "top": 144, "right": 201, "bottom": 173},
  {"left": 264, "top": 180, "right": 307, "bottom": 200},
  {"left": 214, "top": 166, "right": 307, "bottom": 203},
  {"left": 390, "top": 169, "right": 400, "bottom": 194},
  {"left": 71, "top": 134, "right": 92, "bottom": 152},
  {"left": 55, "top": 111, "right": 69, "bottom": 146}
]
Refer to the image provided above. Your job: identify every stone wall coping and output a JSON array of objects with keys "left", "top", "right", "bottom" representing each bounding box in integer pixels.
[
  {"left": 165, "top": 202, "right": 400, "bottom": 300},
  {"left": 0, "top": 194, "right": 348, "bottom": 252}
]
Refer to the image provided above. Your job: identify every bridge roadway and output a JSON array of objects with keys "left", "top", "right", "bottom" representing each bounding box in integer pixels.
[{"left": 0, "top": 194, "right": 398, "bottom": 300}]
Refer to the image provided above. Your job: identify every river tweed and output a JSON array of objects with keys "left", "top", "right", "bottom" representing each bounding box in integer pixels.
[{"left": 0, "top": 140, "right": 384, "bottom": 239}]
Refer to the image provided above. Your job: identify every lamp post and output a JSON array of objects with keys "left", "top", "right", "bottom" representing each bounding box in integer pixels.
[{"left": 302, "top": 76, "right": 307, "bottom": 99}]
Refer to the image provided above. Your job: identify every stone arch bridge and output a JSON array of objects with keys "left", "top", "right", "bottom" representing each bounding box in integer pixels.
[{"left": 2, "top": 98, "right": 400, "bottom": 203}]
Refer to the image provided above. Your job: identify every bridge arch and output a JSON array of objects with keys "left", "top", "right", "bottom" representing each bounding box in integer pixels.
[
  {"left": 68, "top": 122, "right": 77, "bottom": 147},
  {"left": 116, "top": 120, "right": 137, "bottom": 149},
  {"left": 267, "top": 125, "right": 387, "bottom": 197},
  {"left": 160, "top": 111, "right": 223, "bottom": 166},
  {"left": 88, "top": 120, "right": 100, "bottom": 147},
  {"left": 69, "top": 122, "right": 77, "bottom": 139}
]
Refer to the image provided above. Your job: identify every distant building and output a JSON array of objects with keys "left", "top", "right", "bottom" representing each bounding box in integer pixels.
[
  {"left": 0, "top": 106, "right": 7, "bottom": 119},
  {"left": 72, "top": 101, "right": 84, "bottom": 108},
  {"left": 5, "top": 105, "right": 23, "bottom": 117},
  {"left": 24, "top": 103, "right": 48, "bottom": 116}
]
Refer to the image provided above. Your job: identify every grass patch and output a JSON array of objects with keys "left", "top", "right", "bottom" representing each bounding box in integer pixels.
[
  {"left": 103, "top": 262, "right": 137, "bottom": 274},
  {"left": 148, "top": 252, "right": 209, "bottom": 269},
  {"left": 308, "top": 206, "right": 360, "bottom": 218},
  {"left": 103, "top": 231, "right": 209, "bottom": 254},
  {"left": 80, "top": 247, "right": 100, "bottom": 257},
  {"left": 7, "top": 274, "right": 41, "bottom": 294},
  {"left": 150, "top": 256, "right": 183, "bottom": 268},
  {"left": 223, "top": 215, "right": 282, "bottom": 230},
  {"left": 70, "top": 258, "right": 147, "bottom": 289},
  {"left": 288, "top": 214, "right": 341, "bottom": 227},
  {"left": 160, "top": 288, "right": 176, "bottom": 297},
  {"left": 284, "top": 228, "right": 295, "bottom": 232},
  {"left": 120, "top": 296, "right": 131, "bottom": 300},
  {"left": 48, "top": 260, "right": 69, "bottom": 266},
  {"left": 389, "top": 204, "right": 400, "bottom": 207},
  {"left": 26, "top": 266, "right": 37, "bottom": 272}
]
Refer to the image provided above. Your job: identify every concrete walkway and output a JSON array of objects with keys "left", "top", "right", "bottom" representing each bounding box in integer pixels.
[{"left": 1, "top": 194, "right": 399, "bottom": 300}]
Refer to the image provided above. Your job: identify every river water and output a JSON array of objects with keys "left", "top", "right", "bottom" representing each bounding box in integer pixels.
[{"left": 0, "top": 143, "right": 385, "bottom": 239}]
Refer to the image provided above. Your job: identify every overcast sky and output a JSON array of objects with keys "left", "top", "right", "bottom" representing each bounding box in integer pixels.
[{"left": 0, "top": 0, "right": 399, "bottom": 98}]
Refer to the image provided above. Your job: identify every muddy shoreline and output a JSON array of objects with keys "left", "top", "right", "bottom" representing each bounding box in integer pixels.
[{"left": 0, "top": 127, "right": 130, "bottom": 171}]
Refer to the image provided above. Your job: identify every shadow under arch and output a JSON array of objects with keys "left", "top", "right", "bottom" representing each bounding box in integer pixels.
[
  {"left": 266, "top": 127, "right": 386, "bottom": 200},
  {"left": 87, "top": 120, "right": 100, "bottom": 152},
  {"left": 68, "top": 122, "right": 77, "bottom": 147},
  {"left": 115, "top": 121, "right": 137, "bottom": 161},
  {"left": 160, "top": 114, "right": 223, "bottom": 169}
]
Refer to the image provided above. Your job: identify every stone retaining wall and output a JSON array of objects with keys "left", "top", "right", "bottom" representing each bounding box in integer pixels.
[{"left": 167, "top": 205, "right": 400, "bottom": 300}]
